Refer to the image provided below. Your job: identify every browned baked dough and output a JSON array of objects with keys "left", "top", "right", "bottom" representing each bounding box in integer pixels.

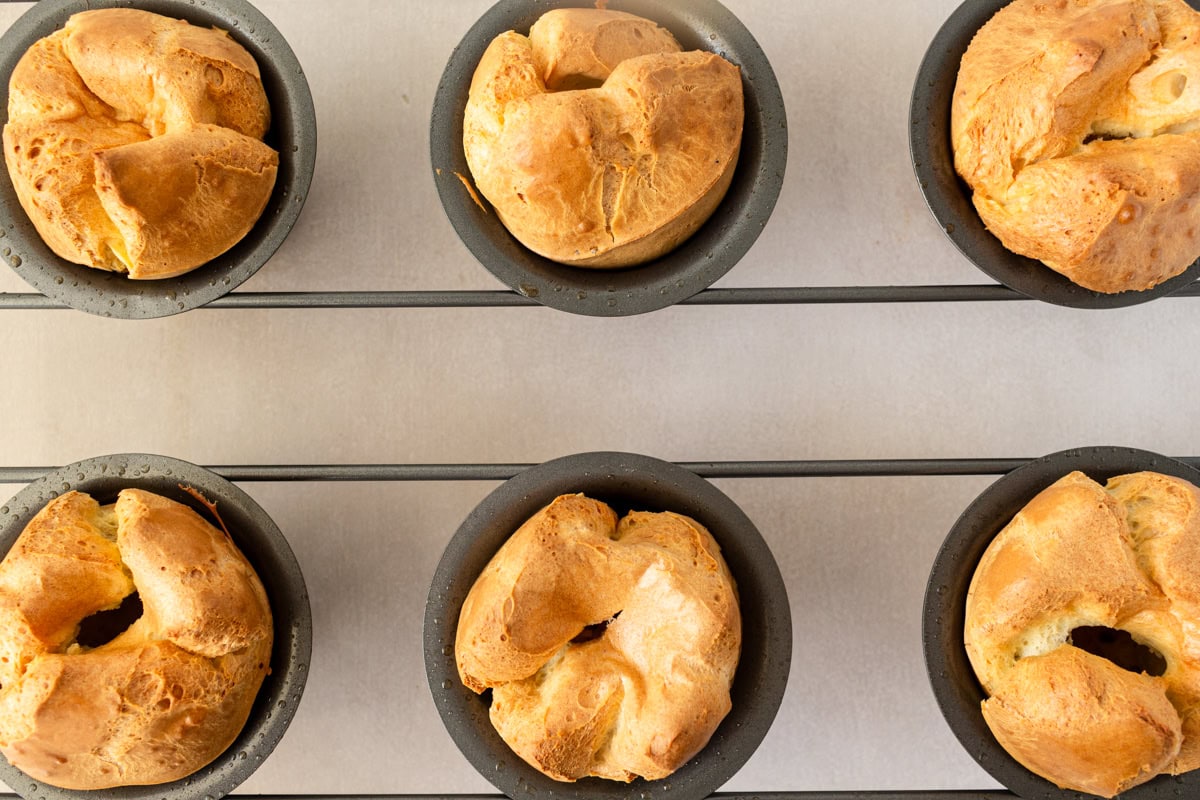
[
  {"left": 965, "top": 470, "right": 1200, "bottom": 797},
  {"left": 463, "top": 8, "right": 743, "bottom": 268},
  {"left": 952, "top": 0, "right": 1200, "bottom": 293},
  {"left": 456, "top": 494, "right": 741, "bottom": 782},
  {"left": 3, "top": 9, "right": 278, "bottom": 279},
  {"left": 0, "top": 489, "right": 273, "bottom": 789}
]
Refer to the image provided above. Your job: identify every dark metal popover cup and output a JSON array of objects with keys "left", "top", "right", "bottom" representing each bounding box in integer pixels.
[
  {"left": 0, "top": 0, "right": 317, "bottom": 319},
  {"left": 431, "top": 0, "right": 787, "bottom": 317},
  {"left": 424, "top": 451, "right": 791, "bottom": 800},
  {"left": 923, "top": 445, "right": 1200, "bottom": 799},
  {"left": 0, "top": 453, "right": 312, "bottom": 800},
  {"left": 909, "top": 0, "right": 1200, "bottom": 308}
]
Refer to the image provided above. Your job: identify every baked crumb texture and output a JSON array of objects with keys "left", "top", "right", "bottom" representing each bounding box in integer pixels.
[
  {"left": 965, "top": 469, "right": 1200, "bottom": 797},
  {"left": 463, "top": 9, "right": 744, "bottom": 268},
  {"left": 0, "top": 489, "right": 273, "bottom": 789},
  {"left": 3, "top": 9, "right": 279, "bottom": 279},
  {"left": 456, "top": 494, "right": 741, "bottom": 782},
  {"left": 953, "top": 0, "right": 1200, "bottom": 292}
]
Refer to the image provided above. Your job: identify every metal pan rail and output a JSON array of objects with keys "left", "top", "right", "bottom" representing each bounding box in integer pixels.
[
  {"left": 3, "top": 281, "right": 1200, "bottom": 309},
  {"left": 0, "top": 793, "right": 1020, "bottom": 799},
  {"left": 10, "top": 456, "right": 1200, "bottom": 485}
]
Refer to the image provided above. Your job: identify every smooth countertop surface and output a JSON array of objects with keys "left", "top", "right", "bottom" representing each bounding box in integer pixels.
[{"left": 3, "top": 0, "right": 1200, "bottom": 794}]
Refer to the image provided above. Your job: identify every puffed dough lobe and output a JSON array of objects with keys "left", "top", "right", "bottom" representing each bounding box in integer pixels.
[
  {"left": 456, "top": 494, "right": 741, "bottom": 782},
  {"left": 3, "top": 9, "right": 279, "bottom": 279},
  {"left": 463, "top": 9, "right": 744, "bottom": 268},
  {"left": 965, "top": 470, "right": 1200, "bottom": 797},
  {"left": 0, "top": 489, "right": 273, "bottom": 790},
  {"left": 952, "top": 0, "right": 1200, "bottom": 293}
]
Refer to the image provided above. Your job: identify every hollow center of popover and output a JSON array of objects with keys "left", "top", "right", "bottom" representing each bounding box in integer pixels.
[
  {"left": 74, "top": 591, "right": 143, "bottom": 649},
  {"left": 570, "top": 611, "right": 621, "bottom": 644},
  {"left": 1069, "top": 625, "right": 1168, "bottom": 677}
]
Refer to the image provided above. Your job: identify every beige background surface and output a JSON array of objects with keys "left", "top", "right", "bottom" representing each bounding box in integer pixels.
[{"left": 2, "top": 0, "right": 1199, "bottom": 794}]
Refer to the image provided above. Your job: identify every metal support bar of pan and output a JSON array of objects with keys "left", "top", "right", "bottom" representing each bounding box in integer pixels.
[
  {"left": 1, "top": 281, "right": 1198, "bottom": 308},
  {"left": 5, "top": 458, "right": 1200, "bottom": 485},
  {"left": 0, "top": 793, "right": 1019, "bottom": 799}
]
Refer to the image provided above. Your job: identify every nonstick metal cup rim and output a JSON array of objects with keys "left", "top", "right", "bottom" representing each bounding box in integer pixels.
[
  {"left": 424, "top": 450, "right": 791, "bottom": 800},
  {"left": 430, "top": 0, "right": 787, "bottom": 317}
]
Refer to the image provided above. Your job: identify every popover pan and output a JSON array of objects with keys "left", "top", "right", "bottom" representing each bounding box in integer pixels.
[
  {"left": 0, "top": 453, "right": 312, "bottom": 800},
  {"left": 924, "top": 445, "right": 1200, "bottom": 799},
  {"left": 0, "top": 0, "right": 317, "bottom": 319},
  {"left": 910, "top": 0, "right": 1200, "bottom": 308},
  {"left": 431, "top": 0, "right": 787, "bottom": 317},
  {"left": 425, "top": 451, "right": 791, "bottom": 800}
]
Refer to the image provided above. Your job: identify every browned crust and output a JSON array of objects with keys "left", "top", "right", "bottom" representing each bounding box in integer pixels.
[
  {"left": 0, "top": 489, "right": 272, "bottom": 790},
  {"left": 455, "top": 494, "right": 740, "bottom": 782},
  {"left": 965, "top": 470, "right": 1200, "bottom": 796},
  {"left": 3, "top": 8, "right": 277, "bottom": 279},
  {"left": 463, "top": 9, "right": 743, "bottom": 268},
  {"left": 952, "top": 0, "right": 1200, "bottom": 293}
]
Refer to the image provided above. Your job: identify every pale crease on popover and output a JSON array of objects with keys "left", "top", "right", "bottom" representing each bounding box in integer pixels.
[
  {"left": 463, "top": 8, "right": 744, "bottom": 268},
  {"left": 965, "top": 470, "right": 1200, "bottom": 797},
  {"left": 0, "top": 489, "right": 272, "bottom": 790},
  {"left": 952, "top": 0, "right": 1200, "bottom": 293},
  {"left": 456, "top": 494, "right": 741, "bottom": 782},
  {"left": 3, "top": 8, "right": 279, "bottom": 279}
]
